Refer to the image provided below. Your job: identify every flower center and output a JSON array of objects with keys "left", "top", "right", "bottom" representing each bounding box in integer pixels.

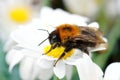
[
  {"left": 9, "top": 7, "right": 31, "bottom": 23},
  {"left": 44, "top": 45, "right": 74, "bottom": 60}
]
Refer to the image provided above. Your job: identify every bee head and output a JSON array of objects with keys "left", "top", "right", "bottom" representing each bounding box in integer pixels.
[{"left": 49, "top": 30, "right": 61, "bottom": 44}]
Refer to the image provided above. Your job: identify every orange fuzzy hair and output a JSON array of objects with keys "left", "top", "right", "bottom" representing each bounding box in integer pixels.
[{"left": 56, "top": 24, "right": 80, "bottom": 43}]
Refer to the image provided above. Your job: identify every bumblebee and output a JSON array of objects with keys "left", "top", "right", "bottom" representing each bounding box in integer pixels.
[{"left": 39, "top": 24, "right": 106, "bottom": 66}]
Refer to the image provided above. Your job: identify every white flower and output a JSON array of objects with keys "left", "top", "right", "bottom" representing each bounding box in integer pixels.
[
  {"left": 5, "top": 19, "right": 54, "bottom": 80},
  {"left": 0, "top": 0, "right": 41, "bottom": 40},
  {"left": 105, "top": 0, "right": 120, "bottom": 19},
  {"left": 5, "top": 7, "right": 107, "bottom": 80},
  {"left": 63, "top": 0, "right": 104, "bottom": 18},
  {"left": 104, "top": 62, "right": 120, "bottom": 80},
  {"left": 74, "top": 54, "right": 103, "bottom": 80}
]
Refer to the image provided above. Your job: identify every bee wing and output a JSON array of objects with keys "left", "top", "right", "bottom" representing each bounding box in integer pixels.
[
  {"left": 75, "top": 26, "right": 104, "bottom": 43},
  {"left": 73, "top": 34, "right": 97, "bottom": 43}
]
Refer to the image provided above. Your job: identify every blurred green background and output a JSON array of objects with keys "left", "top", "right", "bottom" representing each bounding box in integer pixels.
[{"left": 0, "top": 0, "right": 120, "bottom": 80}]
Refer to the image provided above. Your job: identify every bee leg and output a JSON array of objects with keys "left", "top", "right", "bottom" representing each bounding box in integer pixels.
[
  {"left": 83, "top": 48, "right": 89, "bottom": 54},
  {"left": 53, "top": 52, "right": 66, "bottom": 67},
  {"left": 44, "top": 43, "right": 58, "bottom": 55},
  {"left": 54, "top": 47, "right": 72, "bottom": 67},
  {"left": 78, "top": 46, "right": 89, "bottom": 54}
]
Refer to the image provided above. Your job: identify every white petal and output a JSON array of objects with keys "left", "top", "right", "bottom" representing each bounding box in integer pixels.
[
  {"left": 89, "top": 63, "right": 103, "bottom": 80},
  {"left": 89, "top": 44, "right": 107, "bottom": 52},
  {"left": 102, "top": 37, "right": 108, "bottom": 42},
  {"left": 104, "top": 62, "right": 120, "bottom": 80},
  {"left": 105, "top": 0, "right": 120, "bottom": 18},
  {"left": 53, "top": 9, "right": 88, "bottom": 26},
  {"left": 19, "top": 57, "right": 35, "bottom": 80},
  {"left": 6, "top": 48, "right": 24, "bottom": 72},
  {"left": 40, "top": 7, "right": 53, "bottom": 19},
  {"left": 63, "top": 0, "right": 98, "bottom": 17},
  {"left": 4, "top": 38, "right": 17, "bottom": 52},
  {"left": 53, "top": 61, "right": 66, "bottom": 79},
  {"left": 90, "top": 37, "right": 108, "bottom": 52},
  {"left": 18, "top": 48, "right": 41, "bottom": 59},
  {"left": 52, "top": 9, "right": 87, "bottom": 26},
  {"left": 65, "top": 49, "right": 83, "bottom": 65},
  {"left": 40, "top": 7, "right": 88, "bottom": 27},
  {"left": 10, "top": 26, "right": 49, "bottom": 52},
  {"left": 75, "top": 54, "right": 103, "bottom": 80},
  {"left": 88, "top": 22, "right": 99, "bottom": 29},
  {"left": 66, "top": 65, "right": 73, "bottom": 80},
  {"left": 30, "top": 61, "right": 41, "bottom": 80},
  {"left": 38, "top": 67, "right": 53, "bottom": 80},
  {"left": 36, "top": 56, "right": 54, "bottom": 69},
  {"left": 19, "top": 51, "right": 53, "bottom": 80},
  {"left": 70, "top": 14, "right": 88, "bottom": 26}
]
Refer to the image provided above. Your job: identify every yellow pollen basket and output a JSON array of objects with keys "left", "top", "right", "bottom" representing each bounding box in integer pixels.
[
  {"left": 9, "top": 7, "right": 31, "bottom": 23},
  {"left": 44, "top": 45, "right": 74, "bottom": 60}
]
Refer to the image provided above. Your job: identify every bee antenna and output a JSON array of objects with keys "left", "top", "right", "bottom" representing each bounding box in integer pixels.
[
  {"left": 38, "top": 37, "right": 48, "bottom": 46},
  {"left": 38, "top": 29, "right": 50, "bottom": 34},
  {"left": 38, "top": 29, "right": 50, "bottom": 46},
  {"left": 37, "top": 29, "right": 50, "bottom": 46}
]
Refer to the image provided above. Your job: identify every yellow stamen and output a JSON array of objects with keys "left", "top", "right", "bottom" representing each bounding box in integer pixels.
[
  {"left": 44, "top": 45, "right": 74, "bottom": 60},
  {"left": 9, "top": 7, "right": 31, "bottom": 23}
]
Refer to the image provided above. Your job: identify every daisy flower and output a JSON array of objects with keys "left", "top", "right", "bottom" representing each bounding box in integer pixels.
[
  {"left": 0, "top": 0, "right": 42, "bottom": 40},
  {"left": 104, "top": 62, "right": 120, "bottom": 80},
  {"left": 63, "top": 0, "right": 104, "bottom": 18},
  {"left": 105, "top": 0, "right": 120, "bottom": 19},
  {"left": 5, "top": 7, "right": 107, "bottom": 80},
  {"left": 5, "top": 18, "right": 54, "bottom": 80}
]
